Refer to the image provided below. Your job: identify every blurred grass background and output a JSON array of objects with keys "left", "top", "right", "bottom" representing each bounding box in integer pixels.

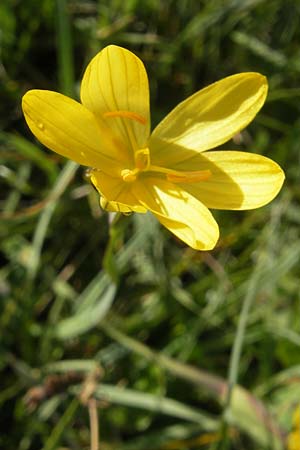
[{"left": 1, "top": 0, "right": 300, "bottom": 449}]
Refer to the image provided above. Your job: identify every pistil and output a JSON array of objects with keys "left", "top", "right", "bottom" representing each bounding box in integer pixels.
[{"left": 135, "top": 148, "right": 150, "bottom": 171}]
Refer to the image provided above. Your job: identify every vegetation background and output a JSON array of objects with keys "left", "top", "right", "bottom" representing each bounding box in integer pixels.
[{"left": 1, "top": 0, "right": 300, "bottom": 449}]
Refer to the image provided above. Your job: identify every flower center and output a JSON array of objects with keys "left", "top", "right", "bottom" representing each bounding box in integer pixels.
[
  {"left": 121, "top": 159, "right": 211, "bottom": 184},
  {"left": 121, "top": 148, "right": 150, "bottom": 182},
  {"left": 103, "top": 110, "right": 212, "bottom": 184}
]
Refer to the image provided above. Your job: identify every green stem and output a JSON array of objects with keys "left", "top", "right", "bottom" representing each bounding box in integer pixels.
[
  {"left": 89, "top": 399, "right": 99, "bottom": 450},
  {"left": 103, "top": 213, "right": 124, "bottom": 282}
]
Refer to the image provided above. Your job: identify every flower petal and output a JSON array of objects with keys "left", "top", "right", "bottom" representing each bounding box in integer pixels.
[
  {"left": 22, "top": 90, "right": 125, "bottom": 174},
  {"left": 81, "top": 45, "right": 150, "bottom": 153},
  {"left": 135, "top": 177, "right": 219, "bottom": 250},
  {"left": 150, "top": 73, "right": 267, "bottom": 164},
  {"left": 90, "top": 170, "right": 147, "bottom": 213},
  {"left": 171, "top": 150, "right": 284, "bottom": 210},
  {"left": 100, "top": 196, "right": 146, "bottom": 214}
]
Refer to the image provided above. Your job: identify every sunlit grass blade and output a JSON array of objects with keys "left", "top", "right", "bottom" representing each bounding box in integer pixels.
[
  {"left": 101, "top": 323, "right": 284, "bottom": 449},
  {"left": 55, "top": 283, "right": 116, "bottom": 340},
  {"left": 26, "top": 161, "right": 78, "bottom": 280},
  {"left": 232, "top": 31, "right": 287, "bottom": 68},
  {"left": 88, "top": 384, "right": 218, "bottom": 430}
]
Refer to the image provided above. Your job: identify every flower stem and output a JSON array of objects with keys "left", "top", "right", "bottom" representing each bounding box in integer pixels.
[{"left": 89, "top": 399, "right": 99, "bottom": 450}]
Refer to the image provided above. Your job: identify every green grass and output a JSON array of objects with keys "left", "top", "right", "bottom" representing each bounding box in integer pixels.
[{"left": 1, "top": 0, "right": 300, "bottom": 449}]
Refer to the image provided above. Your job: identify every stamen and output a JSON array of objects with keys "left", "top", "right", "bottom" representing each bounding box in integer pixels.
[
  {"left": 167, "top": 170, "right": 211, "bottom": 183},
  {"left": 121, "top": 168, "right": 139, "bottom": 182},
  {"left": 103, "top": 110, "right": 147, "bottom": 125},
  {"left": 149, "top": 164, "right": 211, "bottom": 183}
]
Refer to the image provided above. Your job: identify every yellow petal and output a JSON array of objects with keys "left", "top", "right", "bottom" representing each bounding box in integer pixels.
[
  {"left": 170, "top": 150, "right": 284, "bottom": 210},
  {"left": 150, "top": 73, "right": 268, "bottom": 165},
  {"left": 22, "top": 90, "right": 125, "bottom": 174},
  {"left": 135, "top": 178, "right": 219, "bottom": 250},
  {"left": 90, "top": 170, "right": 147, "bottom": 213},
  {"left": 287, "top": 431, "right": 300, "bottom": 450},
  {"left": 81, "top": 45, "right": 150, "bottom": 153},
  {"left": 100, "top": 196, "right": 145, "bottom": 214}
]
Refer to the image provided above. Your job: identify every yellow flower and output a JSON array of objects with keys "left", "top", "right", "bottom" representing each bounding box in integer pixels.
[
  {"left": 287, "top": 431, "right": 300, "bottom": 450},
  {"left": 22, "top": 45, "right": 284, "bottom": 250},
  {"left": 293, "top": 404, "right": 300, "bottom": 428},
  {"left": 287, "top": 406, "right": 300, "bottom": 450}
]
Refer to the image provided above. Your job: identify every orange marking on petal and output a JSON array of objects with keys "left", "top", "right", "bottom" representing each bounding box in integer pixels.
[
  {"left": 103, "top": 110, "right": 147, "bottom": 125},
  {"left": 167, "top": 170, "right": 211, "bottom": 183}
]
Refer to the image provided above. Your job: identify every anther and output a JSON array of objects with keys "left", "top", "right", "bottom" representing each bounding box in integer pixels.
[{"left": 121, "top": 169, "right": 138, "bottom": 183}]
